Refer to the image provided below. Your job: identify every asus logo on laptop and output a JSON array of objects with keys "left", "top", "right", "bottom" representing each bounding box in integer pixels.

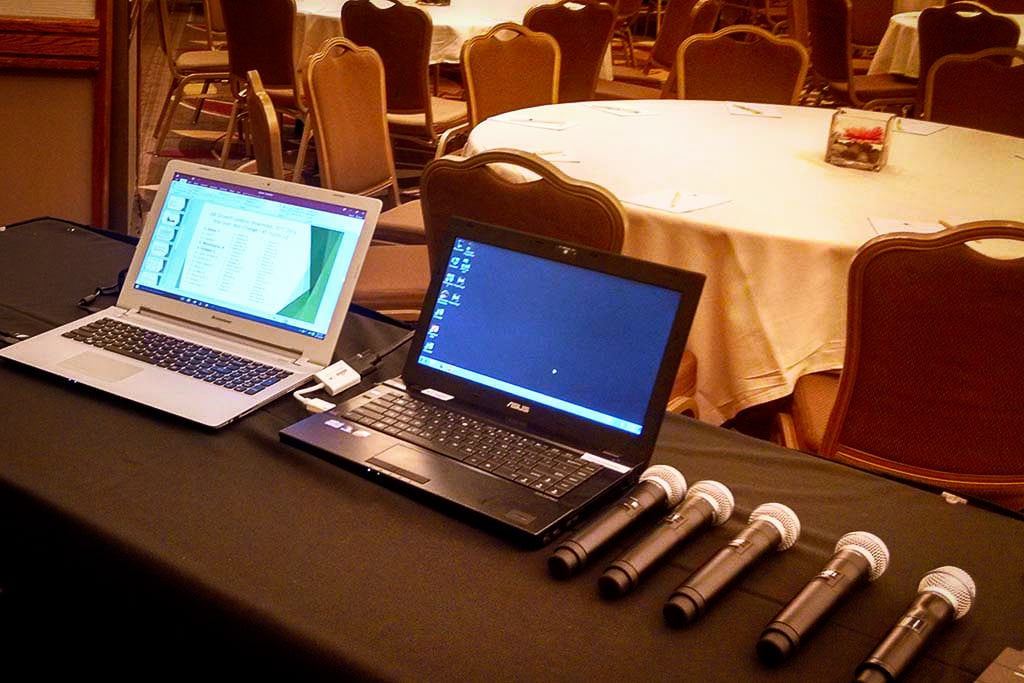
[{"left": 506, "top": 401, "right": 531, "bottom": 414}]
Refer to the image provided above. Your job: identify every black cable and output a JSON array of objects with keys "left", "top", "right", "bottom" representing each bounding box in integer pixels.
[{"left": 347, "top": 330, "right": 416, "bottom": 377}]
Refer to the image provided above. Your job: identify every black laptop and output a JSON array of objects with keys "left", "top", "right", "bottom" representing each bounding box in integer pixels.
[{"left": 280, "top": 219, "right": 705, "bottom": 546}]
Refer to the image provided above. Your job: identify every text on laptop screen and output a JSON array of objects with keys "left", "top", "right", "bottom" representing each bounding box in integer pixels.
[
  {"left": 417, "top": 238, "right": 682, "bottom": 435},
  {"left": 133, "top": 172, "right": 367, "bottom": 339}
]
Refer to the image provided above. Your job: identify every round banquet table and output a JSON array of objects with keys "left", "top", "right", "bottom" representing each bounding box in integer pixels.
[
  {"left": 294, "top": 0, "right": 544, "bottom": 66},
  {"left": 868, "top": 10, "right": 1024, "bottom": 79},
  {"left": 463, "top": 100, "right": 1024, "bottom": 424}
]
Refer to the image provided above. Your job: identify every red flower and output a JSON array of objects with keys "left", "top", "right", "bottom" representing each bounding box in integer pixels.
[{"left": 842, "top": 126, "right": 884, "bottom": 142}]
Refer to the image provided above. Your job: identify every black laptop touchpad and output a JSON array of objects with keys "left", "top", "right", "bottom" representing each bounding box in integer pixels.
[{"left": 368, "top": 446, "right": 433, "bottom": 485}]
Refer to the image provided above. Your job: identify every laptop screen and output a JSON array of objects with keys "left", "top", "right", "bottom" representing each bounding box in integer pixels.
[
  {"left": 133, "top": 171, "right": 368, "bottom": 340},
  {"left": 415, "top": 236, "right": 683, "bottom": 436}
]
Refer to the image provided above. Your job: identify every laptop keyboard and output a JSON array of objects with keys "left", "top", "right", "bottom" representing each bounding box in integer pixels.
[
  {"left": 62, "top": 318, "right": 293, "bottom": 394},
  {"left": 342, "top": 390, "right": 602, "bottom": 498}
]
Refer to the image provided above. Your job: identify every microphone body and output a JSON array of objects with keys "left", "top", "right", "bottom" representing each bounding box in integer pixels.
[
  {"left": 854, "top": 566, "right": 976, "bottom": 683},
  {"left": 547, "top": 465, "right": 686, "bottom": 579},
  {"left": 758, "top": 531, "right": 890, "bottom": 665},
  {"left": 664, "top": 502, "right": 800, "bottom": 627},
  {"left": 599, "top": 480, "right": 734, "bottom": 598}
]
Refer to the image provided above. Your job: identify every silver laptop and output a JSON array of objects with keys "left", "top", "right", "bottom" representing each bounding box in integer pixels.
[{"left": 0, "top": 160, "right": 380, "bottom": 427}]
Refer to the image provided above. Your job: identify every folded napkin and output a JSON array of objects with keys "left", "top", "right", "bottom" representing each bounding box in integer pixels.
[{"left": 585, "top": 103, "right": 656, "bottom": 117}]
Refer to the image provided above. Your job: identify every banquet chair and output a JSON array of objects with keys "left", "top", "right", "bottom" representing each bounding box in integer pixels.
[
  {"left": 340, "top": 0, "right": 469, "bottom": 159},
  {"left": 675, "top": 25, "right": 809, "bottom": 105},
  {"left": 152, "top": 0, "right": 231, "bottom": 156},
  {"left": 202, "top": 0, "right": 227, "bottom": 50},
  {"left": 461, "top": 24, "right": 561, "bottom": 128},
  {"left": 594, "top": 0, "right": 722, "bottom": 99},
  {"left": 922, "top": 47, "right": 1024, "bottom": 138},
  {"left": 218, "top": 0, "right": 307, "bottom": 169},
  {"left": 805, "top": 0, "right": 917, "bottom": 109},
  {"left": 849, "top": 0, "right": 894, "bottom": 52},
  {"left": 524, "top": 0, "right": 617, "bottom": 103},
  {"left": 304, "top": 38, "right": 424, "bottom": 244},
  {"left": 917, "top": 1, "right": 1021, "bottom": 111},
  {"left": 773, "top": 221, "right": 1024, "bottom": 512}
]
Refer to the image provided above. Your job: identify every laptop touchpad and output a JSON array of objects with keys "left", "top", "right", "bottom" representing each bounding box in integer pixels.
[
  {"left": 59, "top": 351, "right": 144, "bottom": 382},
  {"left": 368, "top": 445, "right": 434, "bottom": 485}
]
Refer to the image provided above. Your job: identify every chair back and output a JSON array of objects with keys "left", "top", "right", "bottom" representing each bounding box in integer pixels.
[
  {"left": 850, "top": 0, "right": 894, "bottom": 48},
  {"left": 245, "top": 69, "right": 285, "bottom": 180},
  {"left": 918, "top": 1, "right": 1021, "bottom": 105},
  {"left": 461, "top": 23, "right": 561, "bottom": 128},
  {"left": 923, "top": 47, "right": 1024, "bottom": 138},
  {"left": 419, "top": 149, "right": 627, "bottom": 272},
  {"left": 806, "top": 0, "right": 854, "bottom": 84},
  {"left": 677, "top": 25, "right": 809, "bottom": 105},
  {"left": 945, "top": 0, "right": 1024, "bottom": 11},
  {"left": 341, "top": 0, "right": 432, "bottom": 115},
  {"left": 305, "top": 38, "right": 400, "bottom": 204},
  {"left": 788, "top": 0, "right": 811, "bottom": 49},
  {"left": 821, "top": 221, "right": 1024, "bottom": 511},
  {"left": 524, "top": 1, "right": 616, "bottom": 103},
  {"left": 219, "top": 0, "right": 299, "bottom": 100},
  {"left": 649, "top": 0, "right": 723, "bottom": 70}
]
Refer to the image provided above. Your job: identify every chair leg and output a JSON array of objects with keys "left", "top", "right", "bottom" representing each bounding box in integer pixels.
[
  {"left": 154, "top": 82, "right": 186, "bottom": 156},
  {"left": 293, "top": 113, "right": 313, "bottom": 183},
  {"left": 191, "top": 81, "right": 212, "bottom": 124},
  {"left": 220, "top": 99, "right": 241, "bottom": 168}
]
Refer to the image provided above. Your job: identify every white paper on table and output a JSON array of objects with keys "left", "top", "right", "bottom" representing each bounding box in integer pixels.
[
  {"left": 626, "top": 189, "right": 731, "bottom": 213},
  {"left": 726, "top": 102, "right": 784, "bottom": 118},
  {"left": 492, "top": 115, "right": 576, "bottom": 131},
  {"left": 868, "top": 217, "right": 946, "bottom": 235},
  {"left": 585, "top": 103, "right": 657, "bottom": 117},
  {"left": 894, "top": 118, "right": 947, "bottom": 136}
]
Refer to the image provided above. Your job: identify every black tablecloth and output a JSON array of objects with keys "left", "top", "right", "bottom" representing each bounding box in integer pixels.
[{"left": 1, "top": 219, "right": 1021, "bottom": 682}]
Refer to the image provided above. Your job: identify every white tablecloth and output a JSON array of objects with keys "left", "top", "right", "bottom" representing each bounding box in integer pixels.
[
  {"left": 464, "top": 100, "right": 1024, "bottom": 423},
  {"left": 869, "top": 10, "right": 1024, "bottom": 78},
  {"left": 295, "top": 0, "right": 543, "bottom": 66}
]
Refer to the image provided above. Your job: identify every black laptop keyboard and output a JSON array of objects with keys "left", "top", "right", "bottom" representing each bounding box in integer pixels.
[
  {"left": 342, "top": 390, "right": 602, "bottom": 498},
  {"left": 62, "top": 318, "right": 293, "bottom": 394}
]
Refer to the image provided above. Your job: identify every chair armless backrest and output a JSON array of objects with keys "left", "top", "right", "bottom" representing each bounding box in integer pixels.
[
  {"left": 648, "top": 0, "right": 722, "bottom": 70},
  {"left": 341, "top": 0, "right": 433, "bottom": 115},
  {"left": 923, "top": 47, "right": 1024, "bottom": 137},
  {"left": 203, "top": 0, "right": 227, "bottom": 49},
  {"left": 305, "top": 38, "right": 399, "bottom": 201},
  {"left": 219, "top": 0, "right": 299, "bottom": 98},
  {"left": 524, "top": 1, "right": 616, "bottom": 103},
  {"left": 918, "top": 2, "right": 1021, "bottom": 104},
  {"left": 850, "top": 0, "right": 894, "bottom": 48},
  {"left": 806, "top": 0, "right": 855, "bottom": 84},
  {"left": 245, "top": 70, "right": 285, "bottom": 180},
  {"left": 822, "top": 221, "right": 1024, "bottom": 509},
  {"left": 419, "top": 149, "right": 627, "bottom": 272},
  {"left": 461, "top": 23, "right": 561, "bottom": 128},
  {"left": 946, "top": 0, "right": 1024, "bottom": 11},
  {"left": 677, "top": 25, "right": 809, "bottom": 105}
]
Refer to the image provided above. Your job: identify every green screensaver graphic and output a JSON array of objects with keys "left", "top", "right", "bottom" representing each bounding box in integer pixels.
[{"left": 278, "top": 226, "right": 345, "bottom": 323}]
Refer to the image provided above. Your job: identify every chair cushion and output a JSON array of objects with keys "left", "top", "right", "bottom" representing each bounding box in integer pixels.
[
  {"left": 789, "top": 371, "right": 840, "bottom": 453},
  {"left": 177, "top": 49, "right": 231, "bottom": 73},
  {"left": 353, "top": 244, "right": 431, "bottom": 315},
  {"left": 388, "top": 97, "right": 469, "bottom": 134},
  {"left": 375, "top": 199, "right": 426, "bottom": 244},
  {"left": 850, "top": 73, "right": 917, "bottom": 102},
  {"left": 594, "top": 78, "right": 663, "bottom": 100}
]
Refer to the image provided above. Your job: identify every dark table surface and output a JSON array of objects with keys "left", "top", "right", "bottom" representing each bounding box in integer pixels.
[{"left": 1, "top": 218, "right": 1021, "bottom": 682}]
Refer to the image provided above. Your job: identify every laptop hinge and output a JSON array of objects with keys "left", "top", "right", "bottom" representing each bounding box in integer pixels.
[{"left": 123, "top": 307, "right": 306, "bottom": 362}]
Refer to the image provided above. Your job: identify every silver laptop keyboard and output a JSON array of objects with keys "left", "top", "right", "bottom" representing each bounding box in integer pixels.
[
  {"left": 63, "top": 318, "right": 293, "bottom": 394},
  {"left": 342, "top": 390, "right": 601, "bottom": 498}
]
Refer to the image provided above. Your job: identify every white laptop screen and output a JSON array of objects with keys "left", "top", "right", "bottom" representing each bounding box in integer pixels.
[{"left": 134, "top": 171, "right": 368, "bottom": 340}]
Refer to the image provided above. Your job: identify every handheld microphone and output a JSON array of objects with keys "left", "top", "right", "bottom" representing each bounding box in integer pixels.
[
  {"left": 547, "top": 465, "right": 686, "bottom": 580},
  {"left": 854, "top": 566, "right": 976, "bottom": 683},
  {"left": 663, "top": 502, "right": 800, "bottom": 627},
  {"left": 598, "top": 480, "right": 734, "bottom": 598},
  {"left": 757, "top": 531, "right": 891, "bottom": 665}
]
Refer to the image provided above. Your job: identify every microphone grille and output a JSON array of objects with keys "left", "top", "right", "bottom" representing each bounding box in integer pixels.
[
  {"left": 835, "top": 531, "right": 890, "bottom": 581},
  {"left": 640, "top": 464, "right": 687, "bottom": 506},
  {"left": 685, "top": 480, "right": 734, "bottom": 525},
  {"left": 749, "top": 502, "right": 801, "bottom": 551},
  {"left": 919, "top": 566, "right": 976, "bottom": 619}
]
